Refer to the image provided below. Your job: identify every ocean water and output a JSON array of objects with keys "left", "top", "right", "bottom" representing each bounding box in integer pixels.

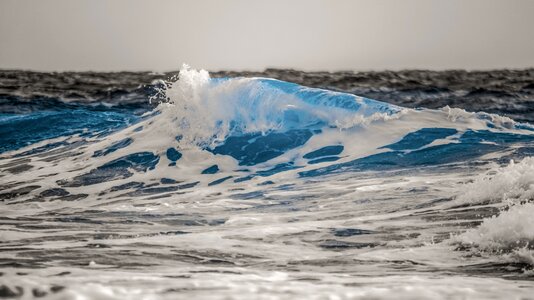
[{"left": 1, "top": 66, "right": 534, "bottom": 299}]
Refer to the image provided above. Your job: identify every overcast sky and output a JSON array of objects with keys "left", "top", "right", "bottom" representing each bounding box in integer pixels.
[{"left": 1, "top": 0, "right": 533, "bottom": 71}]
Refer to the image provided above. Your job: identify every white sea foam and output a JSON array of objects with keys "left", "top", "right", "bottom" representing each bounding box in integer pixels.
[
  {"left": 442, "top": 106, "right": 518, "bottom": 129},
  {"left": 451, "top": 157, "right": 534, "bottom": 266},
  {"left": 453, "top": 157, "right": 534, "bottom": 207},
  {"left": 456, "top": 203, "right": 534, "bottom": 265}
]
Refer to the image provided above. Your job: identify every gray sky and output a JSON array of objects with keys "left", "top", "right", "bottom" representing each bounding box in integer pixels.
[{"left": 1, "top": 0, "right": 533, "bottom": 71}]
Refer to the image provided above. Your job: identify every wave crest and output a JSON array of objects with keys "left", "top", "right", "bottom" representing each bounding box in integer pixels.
[{"left": 154, "top": 65, "right": 402, "bottom": 148}]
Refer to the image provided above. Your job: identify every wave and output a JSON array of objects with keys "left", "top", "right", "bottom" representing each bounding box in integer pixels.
[
  {"left": 151, "top": 65, "right": 401, "bottom": 148},
  {"left": 3, "top": 66, "right": 534, "bottom": 189}
]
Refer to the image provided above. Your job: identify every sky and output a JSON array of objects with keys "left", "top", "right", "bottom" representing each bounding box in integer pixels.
[{"left": 1, "top": 0, "right": 533, "bottom": 72}]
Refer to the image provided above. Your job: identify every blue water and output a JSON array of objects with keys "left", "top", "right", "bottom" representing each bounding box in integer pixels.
[{"left": 0, "top": 110, "right": 139, "bottom": 153}]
